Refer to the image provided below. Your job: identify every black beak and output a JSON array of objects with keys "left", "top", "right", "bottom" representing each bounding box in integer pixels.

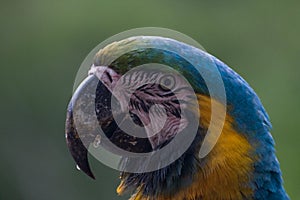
[
  {"left": 65, "top": 102, "right": 95, "bottom": 179},
  {"left": 65, "top": 75, "right": 113, "bottom": 179},
  {"left": 65, "top": 73, "right": 154, "bottom": 179}
]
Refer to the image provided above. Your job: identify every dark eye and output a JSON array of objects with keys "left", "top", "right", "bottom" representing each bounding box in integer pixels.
[{"left": 159, "top": 75, "right": 175, "bottom": 91}]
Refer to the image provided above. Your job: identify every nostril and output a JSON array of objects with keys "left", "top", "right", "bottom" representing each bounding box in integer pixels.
[
  {"left": 89, "top": 65, "right": 121, "bottom": 92},
  {"left": 105, "top": 71, "right": 113, "bottom": 82}
]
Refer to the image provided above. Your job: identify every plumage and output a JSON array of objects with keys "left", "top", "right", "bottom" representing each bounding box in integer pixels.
[{"left": 66, "top": 36, "right": 289, "bottom": 199}]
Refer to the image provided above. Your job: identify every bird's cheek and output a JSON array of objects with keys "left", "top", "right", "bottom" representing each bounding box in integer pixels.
[{"left": 147, "top": 116, "right": 183, "bottom": 150}]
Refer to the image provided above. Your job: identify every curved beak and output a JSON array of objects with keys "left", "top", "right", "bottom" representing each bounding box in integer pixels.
[
  {"left": 65, "top": 101, "right": 95, "bottom": 179},
  {"left": 65, "top": 75, "right": 113, "bottom": 179},
  {"left": 65, "top": 71, "right": 154, "bottom": 179}
]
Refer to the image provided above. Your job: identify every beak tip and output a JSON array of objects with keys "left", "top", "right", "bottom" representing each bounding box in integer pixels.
[
  {"left": 78, "top": 161, "right": 96, "bottom": 180},
  {"left": 82, "top": 166, "right": 96, "bottom": 180},
  {"left": 68, "top": 140, "right": 96, "bottom": 180},
  {"left": 89, "top": 173, "right": 96, "bottom": 180},
  {"left": 66, "top": 102, "right": 96, "bottom": 180}
]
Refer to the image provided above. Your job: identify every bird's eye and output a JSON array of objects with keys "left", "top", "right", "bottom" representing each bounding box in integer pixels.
[{"left": 159, "top": 75, "right": 176, "bottom": 91}]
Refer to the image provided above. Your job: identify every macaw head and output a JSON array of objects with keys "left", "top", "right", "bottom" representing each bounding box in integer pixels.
[{"left": 66, "top": 36, "right": 288, "bottom": 200}]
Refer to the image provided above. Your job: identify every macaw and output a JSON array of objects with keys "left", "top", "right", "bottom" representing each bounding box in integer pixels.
[{"left": 65, "top": 36, "right": 289, "bottom": 200}]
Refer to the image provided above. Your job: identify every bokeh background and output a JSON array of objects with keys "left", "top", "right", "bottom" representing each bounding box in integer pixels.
[{"left": 1, "top": 1, "right": 299, "bottom": 199}]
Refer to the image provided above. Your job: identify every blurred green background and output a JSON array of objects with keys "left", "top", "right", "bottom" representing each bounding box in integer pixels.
[{"left": 0, "top": 0, "right": 299, "bottom": 199}]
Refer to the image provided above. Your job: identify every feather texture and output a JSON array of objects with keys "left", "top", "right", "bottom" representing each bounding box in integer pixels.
[{"left": 93, "top": 36, "right": 289, "bottom": 199}]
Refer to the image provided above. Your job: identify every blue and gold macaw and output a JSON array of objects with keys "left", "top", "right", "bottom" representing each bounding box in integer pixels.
[{"left": 66, "top": 36, "right": 289, "bottom": 199}]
